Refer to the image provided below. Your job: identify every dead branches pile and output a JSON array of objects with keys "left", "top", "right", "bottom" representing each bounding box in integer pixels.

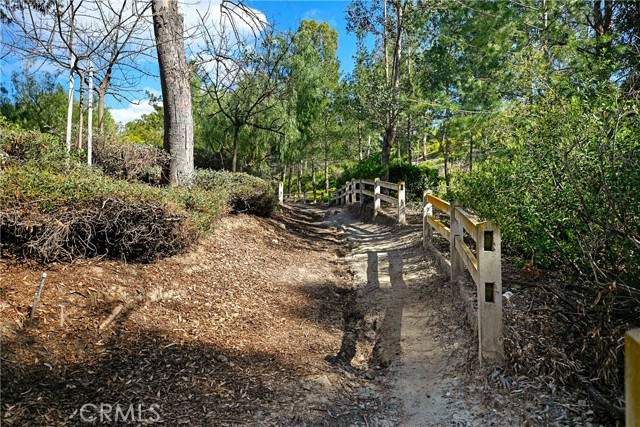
[
  {"left": 93, "top": 136, "right": 169, "bottom": 184},
  {"left": 501, "top": 270, "right": 638, "bottom": 423},
  {"left": 1, "top": 197, "right": 195, "bottom": 262}
]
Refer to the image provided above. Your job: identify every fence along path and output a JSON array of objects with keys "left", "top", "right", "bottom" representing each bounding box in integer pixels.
[
  {"left": 327, "top": 177, "right": 501, "bottom": 365},
  {"left": 280, "top": 180, "right": 638, "bottom": 417},
  {"left": 423, "top": 192, "right": 503, "bottom": 364},
  {"left": 329, "top": 178, "right": 407, "bottom": 225}
]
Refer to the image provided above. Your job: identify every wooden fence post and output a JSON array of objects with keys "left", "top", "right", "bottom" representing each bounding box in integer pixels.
[
  {"left": 351, "top": 179, "right": 356, "bottom": 204},
  {"left": 397, "top": 181, "right": 406, "bottom": 224},
  {"left": 627, "top": 328, "right": 640, "bottom": 426},
  {"left": 476, "top": 221, "right": 504, "bottom": 364},
  {"left": 423, "top": 190, "right": 432, "bottom": 248},
  {"left": 278, "top": 182, "right": 284, "bottom": 205},
  {"left": 374, "top": 178, "right": 381, "bottom": 216},
  {"left": 450, "top": 201, "right": 464, "bottom": 282},
  {"left": 359, "top": 179, "right": 364, "bottom": 206}
]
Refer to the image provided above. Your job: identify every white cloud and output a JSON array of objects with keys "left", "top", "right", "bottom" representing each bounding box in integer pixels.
[
  {"left": 109, "top": 100, "right": 156, "bottom": 125},
  {"left": 302, "top": 9, "right": 319, "bottom": 21}
]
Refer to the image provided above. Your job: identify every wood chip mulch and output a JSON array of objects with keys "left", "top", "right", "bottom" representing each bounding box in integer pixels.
[{"left": 1, "top": 207, "right": 371, "bottom": 426}]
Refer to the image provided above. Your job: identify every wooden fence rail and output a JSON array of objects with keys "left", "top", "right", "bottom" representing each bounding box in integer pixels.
[
  {"left": 328, "top": 178, "right": 406, "bottom": 224},
  {"left": 280, "top": 181, "right": 638, "bottom": 419},
  {"left": 423, "top": 191, "right": 504, "bottom": 365}
]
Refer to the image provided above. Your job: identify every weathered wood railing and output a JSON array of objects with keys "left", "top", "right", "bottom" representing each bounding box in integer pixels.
[
  {"left": 423, "top": 191, "right": 503, "bottom": 365},
  {"left": 328, "top": 178, "right": 406, "bottom": 224}
]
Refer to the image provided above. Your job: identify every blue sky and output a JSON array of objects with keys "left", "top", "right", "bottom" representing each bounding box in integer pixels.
[{"left": 252, "top": 0, "right": 355, "bottom": 71}]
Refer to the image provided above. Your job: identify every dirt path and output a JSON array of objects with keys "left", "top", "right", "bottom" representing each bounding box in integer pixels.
[{"left": 324, "top": 204, "right": 519, "bottom": 426}]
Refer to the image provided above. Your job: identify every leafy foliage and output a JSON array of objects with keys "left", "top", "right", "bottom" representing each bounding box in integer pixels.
[
  {"left": 338, "top": 155, "right": 438, "bottom": 202},
  {"left": 192, "top": 169, "right": 276, "bottom": 217}
]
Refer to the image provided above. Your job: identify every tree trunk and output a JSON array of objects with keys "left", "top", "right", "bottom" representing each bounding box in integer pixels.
[
  {"left": 443, "top": 121, "right": 450, "bottom": 188},
  {"left": 297, "top": 161, "right": 303, "bottom": 203},
  {"left": 324, "top": 142, "right": 330, "bottom": 200},
  {"left": 97, "top": 87, "right": 107, "bottom": 134},
  {"left": 231, "top": 125, "right": 239, "bottom": 172},
  {"left": 383, "top": 0, "right": 389, "bottom": 83},
  {"left": 152, "top": 0, "right": 194, "bottom": 186},
  {"left": 287, "top": 163, "right": 293, "bottom": 196},
  {"left": 357, "top": 120, "right": 363, "bottom": 160},
  {"left": 422, "top": 134, "right": 427, "bottom": 160},
  {"left": 97, "top": 65, "right": 112, "bottom": 134},
  {"left": 407, "top": 114, "right": 412, "bottom": 164},
  {"left": 311, "top": 159, "right": 317, "bottom": 203},
  {"left": 469, "top": 134, "right": 473, "bottom": 172},
  {"left": 77, "top": 72, "right": 85, "bottom": 150},
  {"left": 380, "top": 0, "right": 404, "bottom": 180}
]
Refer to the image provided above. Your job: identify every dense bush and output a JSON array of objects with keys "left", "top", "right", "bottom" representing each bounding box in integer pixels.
[
  {"left": 451, "top": 90, "right": 640, "bottom": 291},
  {"left": 0, "top": 123, "right": 275, "bottom": 262},
  {"left": 192, "top": 169, "right": 276, "bottom": 217},
  {"left": 93, "top": 135, "right": 169, "bottom": 184},
  {"left": 0, "top": 116, "right": 68, "bottom": 167},
  {"left": 338, "top": 155, "right": 439, "bottom": 201}
]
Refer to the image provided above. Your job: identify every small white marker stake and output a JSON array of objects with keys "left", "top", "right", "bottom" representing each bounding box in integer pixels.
[{"left": 31, "top": 272, "right": 47, "bottom": 320}]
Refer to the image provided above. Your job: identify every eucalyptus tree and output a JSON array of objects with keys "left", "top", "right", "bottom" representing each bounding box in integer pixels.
[
  {"left": 288, "top": 20, "right": 340, "bottom": 198},
  {"left": 151, "top": 0, "right": 193, "bottom": 185}
]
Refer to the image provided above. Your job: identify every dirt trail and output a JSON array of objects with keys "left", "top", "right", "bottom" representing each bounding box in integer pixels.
[{"left": 324, "top": 204, "right": 519, "bottom": 426}]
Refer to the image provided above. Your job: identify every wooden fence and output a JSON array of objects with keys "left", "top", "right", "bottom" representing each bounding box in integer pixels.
[
  {"left": 423, "top": 191, "right": 503, "bottom": 365},
  {"left": 328, "top": 178, "right": 406, "bottom": 224},
  {"left": 279, "top": 181, "right": 640, "bottom": 406}
]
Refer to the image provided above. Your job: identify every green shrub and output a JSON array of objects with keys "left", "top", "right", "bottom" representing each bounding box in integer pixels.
[
  {"left": 192, "top": 169, "right": 276, "bottom": 217},
  {"left": 0, "top": 116, "right": 68, "bottom": 167},
  {"left": 451, "top": 91, "right": 640, "bottom": 289},
  {"left": 338, "top": 155, "right": 439, "bottom": 201}
]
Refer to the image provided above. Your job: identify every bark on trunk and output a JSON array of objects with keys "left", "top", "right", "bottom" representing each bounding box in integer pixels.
[
  {"left": 97, "top": 66, "right": 111, "bottom": 134},
  {"left": 311, "top": 159, "right": 317, "bottom": 203},
  {"left": 297, "top": 162, "right": 303, "bottom": 203},
  {"left": 380, "top": 0, "right": 404, "bottom": 181},
  {"left": 443, "top": 122, "right": 450, "bottom": 188},
  {"left": 469, "top": 135, "right": 473, "bottom": 172},
  {"left": 97, "top": 88, "right": 107, "bottom": 134},
  {"left": 152, "top": 0, "right": 194, "bottom": 186},
  {"left": 324, "top": 143, "right": 330, "bottom": 199},
  {"left": 287, "top": 164, "right": 293, "bottom": 196},
  {"left": 422, "top": 134, "right": 427, "bottom": 160},
  {"left": 357, "top": 120, "right": 363, "bottom": 161},
  {"left": 231, "top": 125, "right": 239, "bottom": 172},
  {"left": 407, "top": 114, "right": 412, "bottom": 164}
]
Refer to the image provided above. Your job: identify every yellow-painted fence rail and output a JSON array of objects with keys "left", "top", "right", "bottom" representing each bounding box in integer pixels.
[{"left": 423, "top": 191, "right": 504, "bottom": 365}]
